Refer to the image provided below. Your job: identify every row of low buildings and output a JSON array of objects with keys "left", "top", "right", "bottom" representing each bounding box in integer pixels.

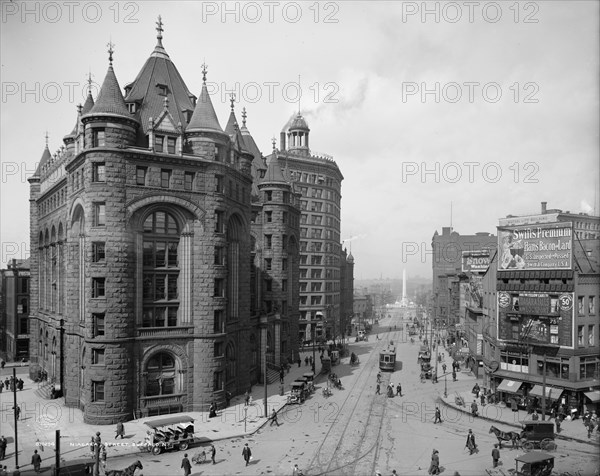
[
  {"left": 0, "top": 19, "right": 355, "bottom": 424},
  {"left": 432, "top": 202, "right": 600, "bottom": 414}
]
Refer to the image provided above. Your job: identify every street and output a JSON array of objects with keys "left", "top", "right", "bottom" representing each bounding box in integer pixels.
[{"left": 87, "top": 317, "right": 599, "bottom": 475}]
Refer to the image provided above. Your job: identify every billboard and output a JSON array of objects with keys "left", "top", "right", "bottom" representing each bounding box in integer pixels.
[
  {"left": 462, "top": 250, "right": 490, "bottom": 273},
  {"left": 497, "top": 222, "right": 572, "bottom": 271},
  {"left": 497, "top": 291, "right": 573, "bottom": 347}
]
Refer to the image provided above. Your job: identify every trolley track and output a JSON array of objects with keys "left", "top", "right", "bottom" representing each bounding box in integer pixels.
[{"left": 305, "top": 331, "right": 403, "bottom": 476}]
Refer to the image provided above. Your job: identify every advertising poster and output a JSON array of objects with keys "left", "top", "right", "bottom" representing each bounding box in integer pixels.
[
  {"left": 462, "top": 250, "right": 491, "bottom": 273},
  {"left": 497, "top": 222, "right": 573, "bottom": 271}
]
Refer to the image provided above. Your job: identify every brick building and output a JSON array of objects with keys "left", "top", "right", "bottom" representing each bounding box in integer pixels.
[
  {"left": 431, "top": 227, "right": 496, "bottom": 334},
  {"left": 26, "top": 22, "right": 308, "bottom": 424},
  {"left": 271, "top": 117, "right": 349, "bottom": 343},
  {"left": 0, "top": 259, "right": 31, "bottom": 362}
]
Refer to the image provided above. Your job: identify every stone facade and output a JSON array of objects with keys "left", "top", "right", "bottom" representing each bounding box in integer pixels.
[{"left": 27, "top": 28, "right": 307, "bottom": 424}]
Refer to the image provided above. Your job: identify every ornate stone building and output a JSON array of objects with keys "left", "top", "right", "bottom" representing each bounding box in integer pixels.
[{"left": 27, "top": 21, "right": 302, "bottom": 424}]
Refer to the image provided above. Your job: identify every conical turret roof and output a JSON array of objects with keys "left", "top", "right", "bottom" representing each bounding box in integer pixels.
[
  {"left": 187, "top": 81, "right": 223, "bottom": 133},
  {"left": 84, "top": 63, "right": 132, "bottom": 120},
  {"left": 82, "top": 90, "right": 95, "bottom": 115},
  {"left": 34, "top": 144, "right": 52, "bottom": 177},
  {"left": 262, "top": 154, "right": 287, "bottom": 184}
]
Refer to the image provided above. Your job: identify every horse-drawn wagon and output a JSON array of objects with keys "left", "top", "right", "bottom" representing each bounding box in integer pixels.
[
  {"left": 519, "top": 421, "right": 557, "bottom": 452},
  {"left": 510, "top": 451, "right": 554, "bottom": 476}
]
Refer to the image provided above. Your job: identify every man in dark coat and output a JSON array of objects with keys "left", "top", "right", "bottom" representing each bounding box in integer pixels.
[
  {"left": 491, "top": 444, "right": 500, "bottom": 467},
  {"left": 434, "top": 407, "right": 442, "bottom": 424},
  {"left": 209, "top": 444, "right": 216, "bottom": 464},
  {"left": 31, "top": 450, "right": 42, "bottom": 473},
  {"left": 0, "top": 435, "right": 7, "bottom": 460},
  {"left": 242, "top": 443, "right": 252, "bottom": 466},
  {"left": 181, "top": 453, "right": 192, "bottom": 476},
  {"left": 115, "top": 422, "right": 125, "bottom": 439},
  {"left": 466, "top": 429, "right": 477, "bottom": 455},
  {"left": 428, "top": 449, "right": 440, "bottom": 475}
]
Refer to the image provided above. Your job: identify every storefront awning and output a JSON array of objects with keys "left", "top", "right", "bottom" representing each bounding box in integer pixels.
[
  {"left": 584, "top": 390, "right": 600, "bottom": 403},
  {"left": 497, "top": 379, "right": 523, "bottom": 394},
  {"left": 529, "top": 385, "right": 563, "bottom": 400}
]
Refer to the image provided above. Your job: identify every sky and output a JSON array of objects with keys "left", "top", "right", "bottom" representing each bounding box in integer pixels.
[{"left": 1, "top": 1, "right": 598, "bottom": 280}]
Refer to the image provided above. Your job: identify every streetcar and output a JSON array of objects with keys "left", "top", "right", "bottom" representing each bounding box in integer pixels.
[{"left": 379, "top": 345, "right": 396, "bottom": 371}]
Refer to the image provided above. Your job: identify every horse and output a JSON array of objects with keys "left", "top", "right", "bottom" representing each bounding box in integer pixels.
[
  {"left": 106, "top": 460, "right": 143, "bottom": 476},
  {"left": 489, "top": 425, "right": 521, "bottom": 449}
]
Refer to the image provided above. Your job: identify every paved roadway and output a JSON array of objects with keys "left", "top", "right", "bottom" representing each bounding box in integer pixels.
[{"left": 33, "top": 316, "right": 598, "bottom": 476}]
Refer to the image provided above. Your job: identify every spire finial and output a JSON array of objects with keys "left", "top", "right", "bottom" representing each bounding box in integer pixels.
[
  {"left": 45, "top": 131, "right": 49, "bottom": 147},
  {"left": 87, "top": 71, "right": 93, "bottom": 93},
  {"left": 201, "top": 61, "right": 207, "bottom": 83},
  {"left": 107, "top": 39, "right": 115, "bottom": 65},
  {"left": 242, "top": 107, "right": 247, "bottom": 127},
  {"left": 156, "top": 15, "right": 164, "bottom": 46},
  {"left": 272, "top": 136, "right": 276, "bottom": 150},
  {"left": 229, "top": 93, "right": 236, "bottom": 111}
]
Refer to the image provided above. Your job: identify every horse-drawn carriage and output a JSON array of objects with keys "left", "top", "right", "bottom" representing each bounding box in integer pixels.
[
  {"left": 303, "top": 372, "right": 315, "bottom": 393},
  {"left": 509, "top": 451, "right": 554, "bottom": 476},
  {"left": 288, "top": 381, "right": 308, "bottom": 404},
  {"left": 142, "top": 415, "right": 196, "bottom": 455},
  {"left": 519, "top": 421, "right": 557, "bottom": 452}
]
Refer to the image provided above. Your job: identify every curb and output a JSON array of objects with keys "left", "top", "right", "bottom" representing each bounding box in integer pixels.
[{"left": 437, "top": 396, "right": 599, "bottom": 446}]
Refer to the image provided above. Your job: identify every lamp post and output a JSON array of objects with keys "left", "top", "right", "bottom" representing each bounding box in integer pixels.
[
  {"left": 260, "top": 315, "right": 268, "bottom": 418},
  {"left": 444, "top": 372, "right": 448, "bottom": 398},
  {"left": 12, "top": 368, "right": 19, "bottom": 469}
]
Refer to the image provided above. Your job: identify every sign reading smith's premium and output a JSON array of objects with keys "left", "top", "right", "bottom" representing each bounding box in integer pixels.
[{"left": 497, "top": 222, "right": 573, "bottom": 271}]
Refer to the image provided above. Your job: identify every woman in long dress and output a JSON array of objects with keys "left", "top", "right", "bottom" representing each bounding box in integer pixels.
[{"left": 428, "top": 449, "right": 440, "bottom": 475}]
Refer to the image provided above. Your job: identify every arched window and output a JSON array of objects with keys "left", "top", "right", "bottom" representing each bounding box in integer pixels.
[
  {"left": 142, "top": 211, "right": 180, "bottom": 327},
  {"left": 225, "top": 342, "right": 236, "bottom": 381},
  {"left": 146, "top": 352, "right": 177, "bottom": 396}
]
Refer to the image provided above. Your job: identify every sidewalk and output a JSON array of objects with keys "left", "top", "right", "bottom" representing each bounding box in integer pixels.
[
  {"left": 0, "top": 351, "right": 324, "bottom": 474},
  {"left": 432, "top": 351, "right": 599, "bottom": 446}
]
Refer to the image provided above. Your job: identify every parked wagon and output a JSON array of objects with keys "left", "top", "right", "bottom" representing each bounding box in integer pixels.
[
  {"left": 303, "top": 372, "right": 315, "bottom": 393},
  {"left": 519, "top": 421, "right": 557, "bottom": 452},
  {"left": 142, "top": 415, "right": 196, "bottom": 455},
  {"left": 288, "top": 381, "right": 308, "bottom": 404},
  {"left": 512, "top": 451, "right": 554, "bottom": 476}
]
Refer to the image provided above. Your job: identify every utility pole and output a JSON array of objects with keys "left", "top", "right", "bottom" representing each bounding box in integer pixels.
[
  {"left": 55, "top": 430, "right": 60, "bottom": 474},
  {"left": 13, "top": 368, "right": 19, "bottom": 469},
  {"left": 541, "top": 351, "right": 547, "bottom": 421}
]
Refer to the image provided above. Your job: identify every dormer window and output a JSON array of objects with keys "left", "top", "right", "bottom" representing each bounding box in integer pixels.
[
  {"left": 155, "top": 135, "right": 164, "bottom": 153},
  {"left": 127, "top": 103, "right": 136, "bottom": 114},
  {"left": 156, "top": 84, "right": 168, "bottom": 96}
]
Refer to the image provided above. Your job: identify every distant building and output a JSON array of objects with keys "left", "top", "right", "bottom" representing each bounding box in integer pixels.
[
  {"left": 431, "top": 227, "right": 496, "bottom": 335},
  {"left": 0, "top": 259, "right": 31, "bottom": 362}
]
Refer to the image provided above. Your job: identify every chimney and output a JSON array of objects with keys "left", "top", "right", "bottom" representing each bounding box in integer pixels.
[
  {"left": 280, "top": 131, "right": 286, "bottom": 151},
  {"left": 541, "top": 201, "right": 547, "bottom": 214}
]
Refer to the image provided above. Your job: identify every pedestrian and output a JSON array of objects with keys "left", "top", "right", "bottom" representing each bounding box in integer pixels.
[
  {"left": 242, "top": 443, "right": 252, "bottom": 466},
  {"left": 270, "top": 409, "right": 280, "bottom": 427},
  {"left": 31, "top": 450, "right": 42, "bottom": 473},
  {"left": 292, "top": 463, "right": 300, "bottom": 476},
  {"left": 181, "top": 453, "right": 191, "bottom": 476},
  {"left": 555, "top": 417, "right": 561, "bottom": 433},
  {"left": 452, "top": 370, "right": 457, "bottom": 382},
  {"left": 434, "top": 407, "right": 442, "bottom": 424},
  {"left": 305, "top": 356, "right": 309, "bottom": 366},
  {"left": 244, "top": 390, "right": 250, "bottom": 406},
  {"left": 209, "top": 401, "right": 217, "bottom": 418},
  {"left": 209, "top": 444, "right": 216, "bottom": 464},
  {"left": 89, "top": 436, "right": 95, "bottom": 456},
  {"left": 465, "top": 429, "right": 477, "bottom": 455},
  {"left": 17, "top": 380, "right": 23, "bottom": 391},
  {"left": 14, "top": 405, "right": 20, "bottom": 420},
  {"left": 0, "top": 360, "right": 5, "bottom": 370},
  {"left": 309, "top": 356, "right": 313, "bottom": 367},
  {"left": 0, "top": 382, "right": 3, "bottom": 393},
  {"left": 396, "top": 383, "right": 402, "bottom": 397},
  {"left": 442, "top": 363, "right": 447, "bottom": 373},
  {"left": 0, "top": 465, "right": 6, "bottom": 476},
  {"left": 531, "top": 410, "right": 539, "bottom": 421},
  {"left": 297, "top": 358, "right": 301, "bottom": 368},
  {"left": 115, "top": 421, "right": 125, "bottom": 439},
  {"left": 428, "top": 449, "right": 440, "bottom": 475},
  {"left": 0, "top": 435, "right": 7, "bottom": 460},
  {"left": 491, "top": 444, "right": 500, "bottom": 467},
  {"left": 225, "top": 391, "right": 232, "bottom": 407},
  {"left": 279, "top": 368, "right": 285, "bottom": 384},
  {"left": 471, "top": 400, "right": 478, "bottom": 417},
  {"left": 376, "top": 383, "right": 380, "bottom": 395},
  {"left": 480, "top": 391, "right": 485, "bottom": 406}
]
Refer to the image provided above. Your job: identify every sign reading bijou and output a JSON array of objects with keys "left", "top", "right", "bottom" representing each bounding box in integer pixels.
[{"left": 497, "top": 222, "right": 572, "bottom": 271}]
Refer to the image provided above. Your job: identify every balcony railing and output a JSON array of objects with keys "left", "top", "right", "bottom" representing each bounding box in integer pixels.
[{"left": 137, "top": 327, "right": 193, "bottom": 338}]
